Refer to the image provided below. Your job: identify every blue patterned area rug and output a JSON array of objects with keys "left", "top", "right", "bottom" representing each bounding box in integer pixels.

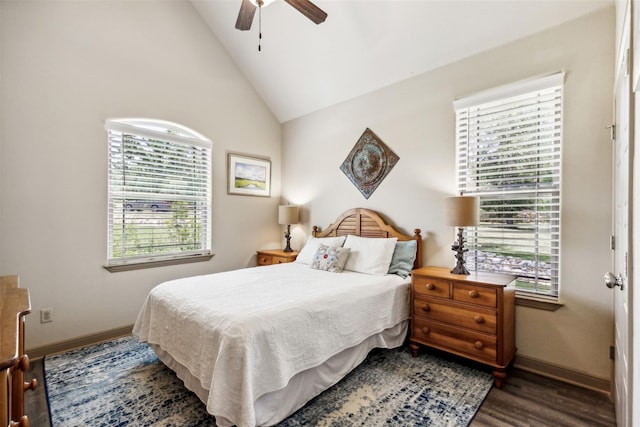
[{"left": 45, "top": 336, "right": 493, "bottom": 426}]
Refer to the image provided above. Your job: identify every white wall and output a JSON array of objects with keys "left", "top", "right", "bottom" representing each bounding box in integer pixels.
[
  {"left": 282, "top": 8, "right": 615, "bottom": 380},
  {"left": 0, "top": 1, "right": 283, "bottom": 349}
]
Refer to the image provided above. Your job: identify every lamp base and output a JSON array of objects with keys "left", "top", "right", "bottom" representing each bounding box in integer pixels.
[
  {"left": 283, "top": 224, "right": 293, "bottom": 252},
  {"left": 450, "top": 264, "right": 470, "bottom": 275},
  {"left": 451, "top": 226, "right": 471, "bottom": 275}
]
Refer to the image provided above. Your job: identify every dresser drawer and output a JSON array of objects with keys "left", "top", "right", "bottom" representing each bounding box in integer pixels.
[
  {"left": 413, "top": 296, "right": 497, "bottom": 334},
  {"left": 453, "top": 282, "right": 497, "bottom": 308},
  {"left": 413, "top": 276, "right": 450, "bottom": 299},
  {"left": 272, "top": 256, "right": 291, "bottom": 264},
  {"left": 412, "top": 317, "right": 497, "bottom": 363}
]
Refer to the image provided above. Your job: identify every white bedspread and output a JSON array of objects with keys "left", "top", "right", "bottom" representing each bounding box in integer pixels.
[{"left": 133, "top": 262, "right": 410, "bottom": 427}]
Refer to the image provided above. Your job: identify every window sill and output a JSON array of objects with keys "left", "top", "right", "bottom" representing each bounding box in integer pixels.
[
  {"left": 104, "top": 253, "right": 214, "bottom": 272},
  {"left": 516, "top": 295, "right": 564, "bottom": 311}
]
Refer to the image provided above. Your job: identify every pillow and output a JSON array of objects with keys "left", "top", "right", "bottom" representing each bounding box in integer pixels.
[
  {"left": 343, "top": 235, "right": 398, "bottom": 275},
  {"left": 388, "top": 240, "right": 418, "bottom": 278},
  {"left": 310, "top": 245, "right": 351, "bottom": 273},
  {"left": 295, "top": 235, "right": 347, "bottom": 264}
]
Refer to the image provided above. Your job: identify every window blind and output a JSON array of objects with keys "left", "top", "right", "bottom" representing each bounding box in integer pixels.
[
  {"left": 455, "top": 73, "right": 563, "bottom": 298},
  {"left": 106, "top": 119, "right": 212, "bottom": 266}
]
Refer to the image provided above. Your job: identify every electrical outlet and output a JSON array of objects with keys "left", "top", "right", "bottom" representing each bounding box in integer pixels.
[{"left": 40, "top": 308, "right": 53, "bottom": 323}]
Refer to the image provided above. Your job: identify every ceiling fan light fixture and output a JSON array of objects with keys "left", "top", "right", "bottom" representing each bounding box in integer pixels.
[
  {"left": 249, "top": 0, "right": 275, "bottom": 7},
  {"left": 235, "top": 0, "right": 327, "bottom": 32}
]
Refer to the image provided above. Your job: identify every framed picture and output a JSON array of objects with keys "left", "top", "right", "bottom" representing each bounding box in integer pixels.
[{"left": 227, "top": 153, "right": 271, "bottom": 197}]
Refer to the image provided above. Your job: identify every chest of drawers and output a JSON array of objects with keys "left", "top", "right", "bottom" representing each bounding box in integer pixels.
[
  {"left": 1, "top": 275, "right": 37, "bottom": 426},
  {"left": 409, "top": 266, "right": 516, "bottom": 387}
]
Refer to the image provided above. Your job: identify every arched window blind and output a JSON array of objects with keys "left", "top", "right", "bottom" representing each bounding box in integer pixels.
[
  {"left": 454, "top": 73, "right": 563, "bottom": 299},
  {"left": 106, "top": 118, "right": 212, "bottom": 267}
]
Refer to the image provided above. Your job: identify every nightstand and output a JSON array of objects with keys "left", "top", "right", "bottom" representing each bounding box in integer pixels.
[
  {"left": 409, "top": 266, "right": 516, "bottom": 388},
  {"left": 256, "top": 249, "right": 299, "bottom": 266}
]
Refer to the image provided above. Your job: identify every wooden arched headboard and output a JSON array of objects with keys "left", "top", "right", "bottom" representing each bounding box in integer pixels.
[{"left": 312, "top": 208, "right": 422, "bottom": 269}]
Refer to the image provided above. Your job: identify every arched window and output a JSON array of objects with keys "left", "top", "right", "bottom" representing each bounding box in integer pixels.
[{"left": 105, "top": 118, "right": 212, "bottom": 270}]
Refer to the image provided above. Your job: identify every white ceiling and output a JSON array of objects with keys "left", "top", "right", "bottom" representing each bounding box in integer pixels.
[{"left": 192, "top": 0, "right": 612, "bottom": 123}]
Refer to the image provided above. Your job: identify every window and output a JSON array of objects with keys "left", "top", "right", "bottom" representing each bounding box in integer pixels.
[
  {"left": 454, "top": 73, "right": 563, "bottom": 299},
  {"left": 105, "top": 118, "right": 212, "bottom": 269}
]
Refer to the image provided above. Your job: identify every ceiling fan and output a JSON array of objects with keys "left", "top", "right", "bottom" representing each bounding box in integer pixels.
[{"left": 235, "top": 0, "right": 327, "bottom": 31}]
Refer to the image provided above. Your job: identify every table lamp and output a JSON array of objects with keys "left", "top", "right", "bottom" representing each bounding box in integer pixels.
[
  {"left": 445, "top": 196, "right": 479, "bottom": 275},
  {"left": 278, "top": 205, "right": 299, "bottom": 252}
]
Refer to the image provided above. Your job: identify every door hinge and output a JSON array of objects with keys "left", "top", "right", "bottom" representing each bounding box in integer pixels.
[
  {"left": 606, "top": 124, "right": 616, "bottom": 141},
  {"left": 625, "top": 252, "right": 629, "bottom": 277},
  {"left": 626, "top": 48, "right": 631, "bottom": 76},
  {"left": 610, "top": 345, "right": 615, "bottom": 360},
  {"left": 610, "top": 235, "right": 615, "bottom": 250}
]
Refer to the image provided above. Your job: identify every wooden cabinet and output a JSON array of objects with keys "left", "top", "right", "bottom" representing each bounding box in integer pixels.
[
  {"left": 409, "top": 266, "right": 516, "bottom": 387},
  {"left": 1, "top": 276, "right": 37, "bottom": 426},
  {"left": 256, "top": 249, "right": 299, "bottom": 266}
]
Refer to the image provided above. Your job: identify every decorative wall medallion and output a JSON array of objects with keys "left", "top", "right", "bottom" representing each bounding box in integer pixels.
[{"left": 340, "top": 128, "right": 399, "bottom": 199}]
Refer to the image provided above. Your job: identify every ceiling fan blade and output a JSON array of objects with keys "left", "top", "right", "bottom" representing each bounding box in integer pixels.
[
  {"left": 284, "top": 0, "right": 327, "bottom": 25},
  {"left": 235, "top": 0, "right": 257, "bottom": 31}
]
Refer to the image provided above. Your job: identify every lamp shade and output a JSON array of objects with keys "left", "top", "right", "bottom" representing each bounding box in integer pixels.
[
  {"left": 445, "top": 196, "right": 479, "bottom": 227},
  {"left": 278, "top": 205, "right": 299, "bottom": 225}
]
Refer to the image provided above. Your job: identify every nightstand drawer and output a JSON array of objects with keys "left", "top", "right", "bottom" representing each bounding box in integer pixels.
[
  {"left": 453, "top": 282, "right": 497, "bottom": 308},
  {"left": 413, "top": 276, "right": 450, "bottom": 299},
  {"left": 256, "top": 249, "right": 299, "bottom": 266},
  {"left": 257, "top": 255, "right": 272, "bottom": 266},
  {"left": 412, "top": 318, "right": 497, "bottom": 363},
  {"left": 413, "top": 296, "right": 497, "bottom": 334}
]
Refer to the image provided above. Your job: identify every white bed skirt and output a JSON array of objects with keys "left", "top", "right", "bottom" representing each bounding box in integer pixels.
[{"left": 150, "top": 321, "right": 408, "bottom": 426}]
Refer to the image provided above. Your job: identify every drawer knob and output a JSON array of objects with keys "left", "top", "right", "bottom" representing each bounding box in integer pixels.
[
  {"left": 421, "top": 326, "right": 430, "bottom": 335},
  {"left": 421, "top": 304, "right": 431, "bottom": 312},
  {"left": 474, "top": 340, "right": 484, "bottom": 350},
  {"left": 426, "top": 283, "right": 435, "bottom": 290},
  {"left": 12, "top": 354, "right": 29, "bottom": 372},
  {"left": 468, "top": 290, "right": 479, "bottom": 298},
  {"left": 474, "top": 315, "right": 485, "bottom": 324},
  {"left": 24, "top": 378, "right": 37, "bottom": 392},
  {"left": 12, "top": 415, "right": 29, "bottom": 427}
]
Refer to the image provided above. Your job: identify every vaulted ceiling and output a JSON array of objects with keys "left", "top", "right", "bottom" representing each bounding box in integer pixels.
[{"left": 192, "top": 0, "right": 612, "bottom": 123}]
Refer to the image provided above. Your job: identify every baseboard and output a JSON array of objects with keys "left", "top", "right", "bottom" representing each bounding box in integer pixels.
[
  {"left": 27, "top": 325, "right": 133, "bottom": 360},
  {"left": 514, "top": 354, "right": 611, "bottom": 395}
]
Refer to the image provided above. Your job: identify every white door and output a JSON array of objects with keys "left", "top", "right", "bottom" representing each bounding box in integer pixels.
[{"left": 611, "top": 7, "right": 633, "bottom": 426}]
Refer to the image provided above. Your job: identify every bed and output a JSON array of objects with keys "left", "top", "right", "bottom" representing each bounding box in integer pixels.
[{"left": 133, "top": 208, "right": 422, "bottom": 427}]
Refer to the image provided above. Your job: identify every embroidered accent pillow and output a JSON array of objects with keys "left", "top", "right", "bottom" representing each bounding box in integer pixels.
[
  {"left": 295, "top": 236, "right": 347, "bottom": 264},
  {"left": 310, "top": 245, "right": 351, "bottom": 273}
]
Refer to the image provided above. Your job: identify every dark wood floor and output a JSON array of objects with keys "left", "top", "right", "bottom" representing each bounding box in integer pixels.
[
  {"left": 24, "top": 357, "right": 616, "bottom": 427},
  {"left": 24, "top": 358, "right": 50, "bottom": 427},
  {"left": 471, "top": 369, "right": 616, "bottom": 427}
]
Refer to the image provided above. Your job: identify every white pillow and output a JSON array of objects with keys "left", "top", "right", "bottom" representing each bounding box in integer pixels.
[
  {"left": 295, "top": 235, "right": 347, "bottom": 264},
  {"left": 343, "top": 235, "right": 398, "bottom": 275}
]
